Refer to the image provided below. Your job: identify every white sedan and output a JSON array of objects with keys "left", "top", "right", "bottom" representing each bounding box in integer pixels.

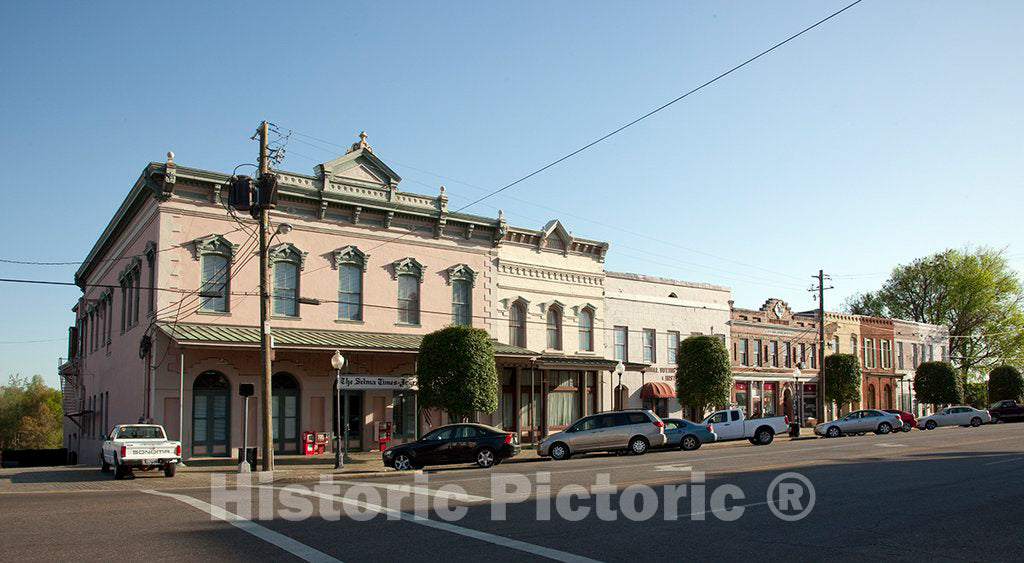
[{"left": 917, "top": 406, "right": 991, "bottom": 430}]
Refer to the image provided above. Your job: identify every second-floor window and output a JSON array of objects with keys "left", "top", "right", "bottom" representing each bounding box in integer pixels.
[
  {"left": 270, "top": 243, "right": 305, "bottom": 318},
  {"left": 546, "top": 306, "right": 563, "bottom": 350},
  {"left": 784, "top": 342, "right": 792, "bottom": 368},
  {"left": 448, "top": 264, "right": 475, "bottom": 327},
  {"left": 509, "top": 301, "right": 526, "bottom": 348},
  {"left": 668, "top": 331, "right": 680, "bottom": 364},
  {"left": 754, "top": 339, "right": 763, "bottom": 366},
  {"left": 394, "top": 258, "right": 424, "bottom": 325},
  {"left": 898, "top": 341, "right": 904, "bottom": 369},
  {"left": 200, "top": 253, "right": 230, "bottom": 312},
  {"left": 738, "top": 338, "right": 748, "bottom": 366},
  {"left": 642, "top": 329, "right": 655, "bottom": 363},
  {"left": 770, "top": 341, "right": 779, "bottom": 367},
  {"left": 578, "top": 308, "right": 594, "bottom": 352},
  {"left": 864, "top": 338, "right": 875, "bottom": 368},
  {"left": 338, "top": 264, "right": 362, "bottom": 321},
  {"left": 397, "top": 274, "right": 419, "bottom": 324},
  {"left": 334, "top": 246, "right": 366, "bottom": 322},
  {"left": 614, "top": 326, "right": 628, "bottom": 361},
  {"left": 452, "top": 280, "right": 471, "bottom": 326}
]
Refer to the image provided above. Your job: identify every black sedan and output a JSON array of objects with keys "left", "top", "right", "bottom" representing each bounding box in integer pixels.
[{"left": 382, "top": 423, "right": 521, "bottom": 470}]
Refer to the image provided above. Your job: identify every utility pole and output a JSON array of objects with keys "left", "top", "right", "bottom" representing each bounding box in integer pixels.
[
  {"left": 258, "top": 121, "right": 274, "bottom": 472},
  {"left": 811, "top": 270, "right": 833, "bottom": 422}
]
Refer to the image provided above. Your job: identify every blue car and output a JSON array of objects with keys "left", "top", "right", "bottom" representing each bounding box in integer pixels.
[{"left": 660, "top": 418, "right": 717, "bottom": 451}]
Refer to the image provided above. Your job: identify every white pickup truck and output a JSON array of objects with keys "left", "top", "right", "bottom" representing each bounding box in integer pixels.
[
  {"left": 101, "top": 424, "right": 181, "bottom": 480},
  {"left": 701, "top": 409, "right": 790, "bottom": 445}
]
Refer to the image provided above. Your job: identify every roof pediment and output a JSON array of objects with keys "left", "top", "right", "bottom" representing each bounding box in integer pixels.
[{"left": 314, "top": 132, "right": 401, "bottom": 188}]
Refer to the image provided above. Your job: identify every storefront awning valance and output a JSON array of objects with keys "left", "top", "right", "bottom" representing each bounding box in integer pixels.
[
  {"left": 157, "top": 322, "right": 537, "bottom": 357},
  {"left": 640, "top": 381, "right": 676, "bottom": 399}
]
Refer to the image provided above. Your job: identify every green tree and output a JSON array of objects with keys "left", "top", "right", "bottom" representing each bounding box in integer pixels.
[
  {"left": 675, "top": 335, "right": 732, "bottom": 420},
  {"left": 823, "top": 354, "right": 861, "bottom": 415},
  {"left": 913, "top": 361, "right": 963, "bottom": 407},
  {"left": 844, "top": 248, "right": 1024, "bottom": 376},
  {"left": 416, "top": 326, "right": 498, "bottom": 422},
  {"left": 988, "top": 365, "right": 1024, "bottom": 402},
  {"left": 0, "top": 375, "right": 63, "bottom": 449}
]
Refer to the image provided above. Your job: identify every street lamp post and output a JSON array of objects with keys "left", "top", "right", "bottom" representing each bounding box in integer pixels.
[
  {"left": 615, "top": 361, "right": 625, "bottom": 410},
  {"left": 331, "top": 350, "right": 346, "bottom": 469}
]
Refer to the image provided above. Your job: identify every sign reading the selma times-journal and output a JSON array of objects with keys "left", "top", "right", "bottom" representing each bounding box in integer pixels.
[{"left": 337, "top": 375, "right": 418, "bottom": 390}]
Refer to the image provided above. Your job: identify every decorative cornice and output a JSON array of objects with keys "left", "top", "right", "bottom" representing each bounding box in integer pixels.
[
  {"left": 447, "top": 264, "right": 476, "bottom": 286},
  {"left": 192, "top": 234, "right": 238, "bottom": 261},
  {"left": 392, "top": 257, "right": 425, "bottom": 280},
  {"left": 496, "top": 260, "right": 604, "bottom": 287},
  {"left": 268, "top": 243, "right": 307, "bottom": 270},
  {"left": 332, "top": 245, "right": 368, "bottom": 271}
]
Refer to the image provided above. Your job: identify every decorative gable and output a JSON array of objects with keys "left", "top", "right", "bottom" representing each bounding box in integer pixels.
[
  {"left": 539, "top": 219, "right": 573, "bottom": 254},
  {"left": 314, "top": 132, "right": 402, "bottom": 189}
]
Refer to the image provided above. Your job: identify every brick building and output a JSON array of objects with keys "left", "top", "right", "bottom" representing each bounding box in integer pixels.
[{"left": 729, "top": 299, "right": 820, "bottom": 424}]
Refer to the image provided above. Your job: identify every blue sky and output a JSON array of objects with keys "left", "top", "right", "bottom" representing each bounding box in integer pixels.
[{"left": 2, "top": 1, "right": 1022, "bottom": 387}]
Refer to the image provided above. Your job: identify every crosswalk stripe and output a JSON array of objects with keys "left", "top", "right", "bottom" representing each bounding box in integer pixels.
[
  {"left": 141, "top": 489, "right": 341, "bottom": 563},
  {"left": 275, "top": 486, "right": 601, "bottom": 563}
]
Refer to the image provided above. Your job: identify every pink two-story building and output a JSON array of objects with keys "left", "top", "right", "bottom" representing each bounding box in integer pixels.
[{"left": 60, "top": 134, "right": 536, "bottom": 463}]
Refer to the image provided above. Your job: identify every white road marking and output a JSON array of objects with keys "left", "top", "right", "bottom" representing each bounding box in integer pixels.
[
  {"left": 278, "top": 486, "right": 600, "bottom": 563},
  {"left": 332, "top": 480, "right": 490, "bottom": 502},
  {"left": 985, "top": 456, "right": 1024, "bottom": 466},
  {"left": 876, "top": 443, "right": 906, "bottom": 448},
  {"left": 653, "top": 464, "right": 693, "bottom": 472},
  {"left": 141, "top": 489, "right": 341, "bottom": 563}
]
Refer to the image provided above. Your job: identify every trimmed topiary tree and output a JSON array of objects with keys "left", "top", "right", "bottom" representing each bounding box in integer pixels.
[
  {"left": 417, "top": 325, "right": 498, "bottom": 422},
  {"left": 988, "top": 365, "right": 1024, "bottom": 402},
  {"left": 914, "top": 361, "right": 963, "bottom": 407},
  {"left": 823, "top": 354, "right": 861, "bottom": 418},
  {"left": 676, "top": 335, "right": 732, "bottom": 420}
]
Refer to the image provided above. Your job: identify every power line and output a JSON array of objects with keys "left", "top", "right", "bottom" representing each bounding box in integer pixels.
[{"left": 277, "top": 0, "right": 863, "bottom": 274}]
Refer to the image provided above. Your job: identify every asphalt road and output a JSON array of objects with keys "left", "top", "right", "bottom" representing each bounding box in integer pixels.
[{"left": 3, "top": 423, "right": 1023, "bottom": 562}]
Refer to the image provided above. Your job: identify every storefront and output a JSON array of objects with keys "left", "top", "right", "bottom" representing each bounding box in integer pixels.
[{"left": 156, "top": 323, "right": 537, "bottom": 458}]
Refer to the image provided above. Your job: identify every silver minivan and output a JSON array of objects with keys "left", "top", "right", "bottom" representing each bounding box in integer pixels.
[{"left": 538, "top": 410, "right": 667, "bottom": 460}]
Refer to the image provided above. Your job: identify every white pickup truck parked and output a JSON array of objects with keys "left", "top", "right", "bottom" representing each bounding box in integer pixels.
[
  {"left": 101, "top": 424, "right": 181, "bottom": 480},
  {"left": 701, "top": 409, "right": 790, "bottom": 445}
]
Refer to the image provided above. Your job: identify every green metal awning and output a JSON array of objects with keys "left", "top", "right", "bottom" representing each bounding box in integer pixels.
[
  {"left": 534, "top": 354, "right": 647, "bottom": 371},
  {"left": 157, "top": 322, "right": 537, "bottom": 357}
]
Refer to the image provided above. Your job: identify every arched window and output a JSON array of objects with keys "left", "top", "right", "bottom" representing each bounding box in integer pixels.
[
  {"left": 394, "top": 258, "right": 423, "bottom": 325},
  {"left": 546, "top": 306, "right": 562, "bottom": 350},
  {"left": 194, "top": 235, "right": 235, "bottom": 313},
  {"left": 509, "top": 301, "right": 526, "bottom": 348},
  {"left": 448, "top": 264, "right": 475, "bottom": 326},
  {"left": 334, "top": 246, "right": 367, "bottom": 322},
  {"left": 272, "top": 373, "right": 300, "bottom": 454},
  {"left": 270, "top": 243, "right": 306, "bottom": 318},
  {"left": 883, "top": 384, "right": 892, "bottom": 410},
  {"left": 192, "top": 371, "right": 230, "bottom": 457},
  {"left": 578, "top": 308, "right": 594, "bottom": 352}
]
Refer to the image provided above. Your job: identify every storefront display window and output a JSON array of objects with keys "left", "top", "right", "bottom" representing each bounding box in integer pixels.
[
  {"left": 764, "top": 382, "right": 776, "bottom": 417},
  {"left": 734, "top": 382, "right": 749, "bottom": 415}
]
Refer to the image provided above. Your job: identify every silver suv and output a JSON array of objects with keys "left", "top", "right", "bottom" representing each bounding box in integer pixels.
[{"left": 538, "top": 410, "right": 667, "bottom": 460}]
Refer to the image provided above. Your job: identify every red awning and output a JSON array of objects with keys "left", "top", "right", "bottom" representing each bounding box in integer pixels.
[{"left": 640, "top": 381, "right": 675, "bottom": 399}]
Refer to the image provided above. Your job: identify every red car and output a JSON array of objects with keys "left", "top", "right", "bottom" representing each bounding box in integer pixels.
[{"left": 883, "top": 409, "right": 917, "bottom": 432}]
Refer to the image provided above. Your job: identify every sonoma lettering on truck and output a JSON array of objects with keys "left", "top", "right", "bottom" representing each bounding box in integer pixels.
[{"left": 100, "top": 424, "right": 181, "bottom": 480}]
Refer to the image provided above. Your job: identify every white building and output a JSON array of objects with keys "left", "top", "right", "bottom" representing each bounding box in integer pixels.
[{"left": 603, "top": 272, "right": 732, "bottom": 419}]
